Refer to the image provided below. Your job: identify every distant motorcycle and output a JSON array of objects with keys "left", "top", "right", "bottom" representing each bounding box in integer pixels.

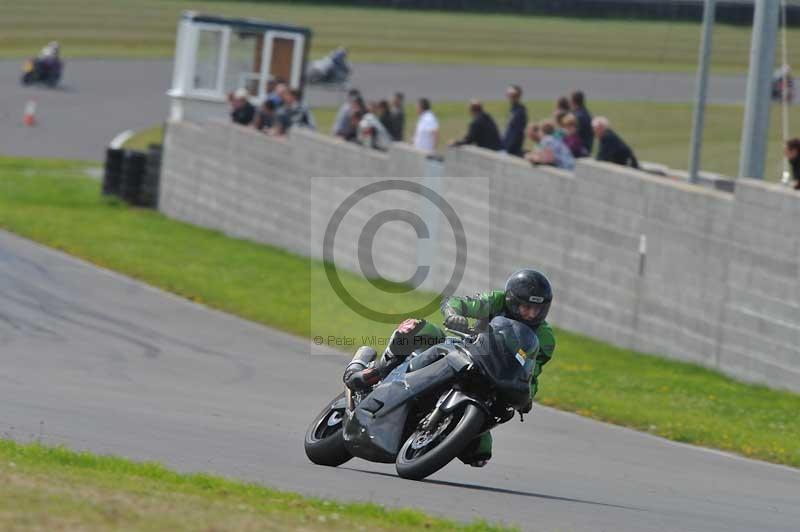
[
  {"left": 306, "top": 47, "right": 351, "bottom": 85},
  {"left": 21, "top": 56, "right": 63, "bottom": 87},
  {"left": 772, "top": 65, "right": 794, "bottom": 103},
  {"left": 304, "top": 316, "right": 536, "bottom": 480}
]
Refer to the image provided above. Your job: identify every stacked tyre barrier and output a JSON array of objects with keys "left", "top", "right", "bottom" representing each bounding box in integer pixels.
[
  {"left": 120, "top": 150, "right": 147, "bottom": 205},
  {"left": 102, "top": 145, "right": 162, "bottom": 208},
  {"left": 102, "top": 148, "right": 124, "bottom": 196},
  {"left": 141, "top": 143, "right": 162, "bottom": 209}
]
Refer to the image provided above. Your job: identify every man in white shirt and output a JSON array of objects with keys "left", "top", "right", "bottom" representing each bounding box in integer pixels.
[{"left": 413, "top": 98, "right": 439, "bottom": 154}]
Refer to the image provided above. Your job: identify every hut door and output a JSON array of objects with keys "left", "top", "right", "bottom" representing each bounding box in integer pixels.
[{"left": 262, "top": 31, "right": 304, "bottom": 89}]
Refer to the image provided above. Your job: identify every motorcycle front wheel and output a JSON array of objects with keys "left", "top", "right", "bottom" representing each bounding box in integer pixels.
[
  {"left": 304, "top": 392, "right": 352, "bottom": 467},
  {"left": 395, "top": 403, "right": 486, "bottom": 480}
]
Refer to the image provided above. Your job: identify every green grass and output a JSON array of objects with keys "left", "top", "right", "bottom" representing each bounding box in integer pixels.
[
  {"left": 1, "top": 0, "right": 797, "bottom": 73},
  {"left": 122, "top": 124, "right": 165, "bottom": 151},
  {"left": 0, "top": 439, "right": 511, "bottom": 531},
  {"left": 0, "top": 155, "right": 798, "bottom": 469}
]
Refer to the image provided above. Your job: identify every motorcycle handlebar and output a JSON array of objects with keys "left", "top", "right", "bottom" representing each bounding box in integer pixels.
[{"left": 444, "top": 327, "right": 477, "bottom": 338}]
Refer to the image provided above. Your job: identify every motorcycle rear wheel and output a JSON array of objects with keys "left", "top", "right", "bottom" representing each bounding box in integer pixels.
[
  {"left": 395, "top": 403, "right": 486, "bottom": 480},
  {"left": 304, "top": 392, "right": 352, "bottom": 467}
]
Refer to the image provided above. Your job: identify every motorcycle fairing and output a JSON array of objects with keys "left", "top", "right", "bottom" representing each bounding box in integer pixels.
[{"left": 343, "top": 354, "right": 457, "bottom": 463}]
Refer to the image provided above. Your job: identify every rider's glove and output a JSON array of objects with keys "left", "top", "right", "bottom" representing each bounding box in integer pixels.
[
  {"left": 521, "top": 397, "right": 533, "bottom": 414},
  {"left": 444, "top": 314, "right": 469, "bottom": 333}
]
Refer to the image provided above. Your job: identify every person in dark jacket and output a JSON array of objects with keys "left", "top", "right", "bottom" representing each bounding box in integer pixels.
[
  {"left": 593, "top": 116, "right": 638, "bottom": 169},
  {"left": 387, "top": 92, "right": 405, "bottom": 141},
  {"left": 785, "top": 137, "right": 800, "bottom": 189},
  {"left": 449, "top": 99, "right": 502, "bottom": 151},
  {"left": 570, "top": 90, "right": 594, "bottom": 154},
  {"left": 229, "top": 88, "right": 255, "bottom": 126},
  {"left": 502, "top": 85, "right": 528, "bottom": 157}
]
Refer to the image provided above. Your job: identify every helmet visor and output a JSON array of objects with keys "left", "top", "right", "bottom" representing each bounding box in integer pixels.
[{"left": 517, "top": 302, "right": 545, "bottom": 321}]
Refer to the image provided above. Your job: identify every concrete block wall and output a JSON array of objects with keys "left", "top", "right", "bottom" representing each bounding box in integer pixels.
[{"left": 160, "top": 121, "right": 800, "bottom": 392}]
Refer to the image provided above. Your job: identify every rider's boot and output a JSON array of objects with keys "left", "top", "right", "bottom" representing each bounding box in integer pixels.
[
  {"left": 343, "top": 319, "right": 432, "bottom": 391},
  {"left": 343, "top": 346, "right": 378, "bottom": 390},
  {"left": 459, "top": 432, "right": 492, "bottom": 468}
]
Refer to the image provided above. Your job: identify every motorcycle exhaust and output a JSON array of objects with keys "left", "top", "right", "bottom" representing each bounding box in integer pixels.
[{"left": 345, "top": 346, "right": 377, "bottom": 375}]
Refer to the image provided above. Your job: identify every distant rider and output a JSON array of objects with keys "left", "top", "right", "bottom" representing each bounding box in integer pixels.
[
  {"left": 38, "top": 41, "right": 60, "bottom": 61},
  {"left": 344, "top": 268, "right": 556, "bottom": 468}
]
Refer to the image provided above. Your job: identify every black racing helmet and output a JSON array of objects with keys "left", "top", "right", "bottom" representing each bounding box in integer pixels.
[{"left": 504, "top": 269, "right": 553, "bottom": 329}]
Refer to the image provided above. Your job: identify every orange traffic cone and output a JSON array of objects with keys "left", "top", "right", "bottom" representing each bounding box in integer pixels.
[{"left": 23, "top": 100, "right": 37, "bottom": 126}]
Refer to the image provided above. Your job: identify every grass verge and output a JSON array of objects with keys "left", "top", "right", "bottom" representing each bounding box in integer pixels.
[
  {"left": 122, "top": 124, "right": 164, "bottom": 151},
  {"left": 1, "top": 0, "right": 796, "bottom": 73},
  {"left": 0, "top": 439, "right": 510, "bottom": 531},
  {"left": 0, "top": 155, "right": 798, "bottom": 468}
]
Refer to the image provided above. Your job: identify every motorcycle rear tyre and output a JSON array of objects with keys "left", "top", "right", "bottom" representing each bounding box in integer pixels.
[{"left": 396, "top": 403, "right": 486, "bottom": 480}]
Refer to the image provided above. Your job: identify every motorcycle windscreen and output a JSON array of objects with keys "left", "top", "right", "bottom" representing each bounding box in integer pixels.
[
  {"left": 343, "top": 356, "right": 456, "bottom": 463},
  {"left": 467, "top": 334, "right": 534, "bottom": 410}
]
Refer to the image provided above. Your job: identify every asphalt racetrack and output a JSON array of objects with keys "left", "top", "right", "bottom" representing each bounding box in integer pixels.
[
  {"left": 0, "top": 59, "right": 748, "bottom": 161},
  {"left": 1, "top": 229, "right": 797, "bottom": 531}
]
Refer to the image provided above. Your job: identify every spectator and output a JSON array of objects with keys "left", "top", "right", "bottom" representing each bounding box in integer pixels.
[
  {"left": 413, "top": 98, "right": 439, "bottom": 154},
  {"left": 264, "top": 77, "right": 282, "bottom": 108},
  {"left": 376, "top": 100, "right": 393, "bottom": 135},
  {"left": 388, "top": 92, "right": 405, "bottom": 141},
  {"left": 345, "top": 109, "right": 365, "bottom": 143},
  {"left": 525, "top": 123, "right": 541, "bottom": 151},
  {"left": 552, "top": 110, "right": 568, "bottom": 140},
  {"left": 336, "top": 97, "right": 366, "bottom": 141},
  {"left": 229, "top": 88, "right": 255, "bottom": 126},
  {"left": 358, "top": 110, "right": 392, "bottom": 151},
  {"left": 593, "top": 116, "right": 638, "bottom": 169},
  {"left": 275, "top": 89, "right": 316, "bottom": 135},
  {"left": 274, "top": 82, "right": 290, "bottom": 103},
  {"left": 784, "top": 137, "right": 800, "bottom": 189},
  {"left": 525, "top": 119, "right": 575, "bottom": 171},
  {"left": 570, "top": 90, "right": 594, "bottom": 154},
  {"left": 502, "top": 85, "right": 528, "bottom": 157},
  {"left": 449, "top": 99, "right": 502, "bottom": 151},
  {"left": 254, "top": 99, "right": 277, "bottom": 132},
  {"left": 562, "top": 113, "right": 588, "bottom": 158},
  {"left": 332, "top": 88, "right": 361, "bottom": 137},
  {"left": 555, "top": 96, "right": 570, "bottom": 115}
]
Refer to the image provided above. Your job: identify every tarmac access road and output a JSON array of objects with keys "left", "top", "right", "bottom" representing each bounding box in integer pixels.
[{"left": 0, "top": 59, "right": 747, "bottom": 161}]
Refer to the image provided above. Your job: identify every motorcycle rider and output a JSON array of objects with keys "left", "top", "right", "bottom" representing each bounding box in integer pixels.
[{"left": 344, "top": 268, "right": 556, "bottom": 468}]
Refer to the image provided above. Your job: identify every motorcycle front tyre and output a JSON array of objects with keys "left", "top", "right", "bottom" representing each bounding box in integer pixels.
[{"left": 395, "top": 403, "right": 486, "bottom": 480}]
